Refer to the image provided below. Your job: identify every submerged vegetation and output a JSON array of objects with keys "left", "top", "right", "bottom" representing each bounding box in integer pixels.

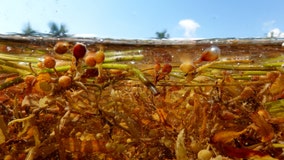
[{"left": 0, "top": 37, "right": 284, "bottom": 159}]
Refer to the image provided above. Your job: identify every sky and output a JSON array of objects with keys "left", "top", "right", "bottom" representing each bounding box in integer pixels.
[{"left": 1, "top": 0, "right": 284, "bottom": 39}]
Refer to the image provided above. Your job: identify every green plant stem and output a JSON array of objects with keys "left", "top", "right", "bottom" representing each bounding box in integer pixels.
[
  {"left": 104, "top": 49, "right": 143, "bottom": 56},
  {"left": 263, "top": 62, "right": 284, "bottom": 67},
  {"left": 41, "top": 63, "right": 159, "bottom": 95},
  {"left": 262, "top": 55, "right": 284, "bottom": 63},
  {"left": 0, "top": 59, "right": 32, "bottom": 72},
  {"left": 202, "top": 74, "right": 253, "bottom": 80},
  {"left": 132, "top": 67, "right": 159, "bottom": 95},
  {"left": 0, "top": 53, "right": 39, "bottom": 63},
  {"left": 158, "top": 79, "right": 270, "bottom": 87},
  {"left": 104, "top": 55, "right": 144, "bottom": 63},
  {"left": 202, "top": 70, "right": 267, "bottom": 77},
  {"left": 0, "top": 65, "right": 31, "bottom": 75},
  {"left": 196, "top": 59, "right": 254, "bottom": 72},
  {"left": 102, "top": 63, "right": 159, "bottom": 95},
  {"left": 53, "top": 54, "right": 73, "bottom": 61},
  {"left": 208, "top": 64, "right": 275, "bottom": 71},
  {"left": 169, "top": 72, "right": 186, "bottom": 79},
  {"left": 242, "top": 71, "right": 268, "bottom": 75},
  {"left": 0, "top": 76, "right": 24, "bottom": 90},
  {"left": 101, "top": 63, "right": 131, "bottom": 70},
  {"left": 264, "top": 99, "right": 284, "bottom": 117}
]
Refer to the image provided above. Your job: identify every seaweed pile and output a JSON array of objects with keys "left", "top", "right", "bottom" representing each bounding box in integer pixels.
[{"left": 0, "top": 37, "right": 284, "bottom": 159}]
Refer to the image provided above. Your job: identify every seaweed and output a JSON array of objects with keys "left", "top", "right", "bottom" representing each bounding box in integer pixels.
[{"left": 0, "top": 39, "right": 284, "bottom": 159}]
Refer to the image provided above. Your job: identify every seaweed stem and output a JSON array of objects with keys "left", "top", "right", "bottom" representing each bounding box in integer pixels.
[
  {"left": 8, "top": 114, "right": 35, "bottom": 126},
  {"left": 104, "top": 49, "right": 142, "bottom": 56},
  {"left": 104, "top": 55, "right": 144, "bottom": 63},
  {"left": 0, "top": 76, "right": 24, "bottom": 90},
  {"left": 132, "top": 67, "right": 159, "bottom": 95},
  {"left": 196, "top": 59, "right": 254, "bottom": 72},
  {"left": 0, "top": 53, "right": 39, "bottom": 63},
  {"left": 102, "top": 63, "right": 159, "bottom": 95}
]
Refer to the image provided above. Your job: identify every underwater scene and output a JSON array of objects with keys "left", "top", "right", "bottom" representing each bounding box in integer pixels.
[{"left": 0, "top": 35, "right": 284, "bottom": 159}]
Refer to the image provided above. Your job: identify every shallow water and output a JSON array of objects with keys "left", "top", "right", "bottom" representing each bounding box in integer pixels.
[{"left": 1, "top": 35, "right": 284, "bottom": 159}]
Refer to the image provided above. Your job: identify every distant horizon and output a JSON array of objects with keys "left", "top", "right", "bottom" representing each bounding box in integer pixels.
[
  {"left": 2, "top": 33, "right": 284, "bottom": 42},
  {"left": 1, "top": 23, "right": 283, "bottom": 40}
]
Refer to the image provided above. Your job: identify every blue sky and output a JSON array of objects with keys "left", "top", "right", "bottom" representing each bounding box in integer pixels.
[{"left": 1, "top": 0, "right": 284, "bottom": 39}]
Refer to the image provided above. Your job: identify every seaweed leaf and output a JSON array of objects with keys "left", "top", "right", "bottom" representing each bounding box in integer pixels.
[
  {"left": 249, "top": 112, "right": 274, "bottom": 142},
  {"left": 175, "top": 129, "right": 188, "bottom": 160},
  {"left": 270, "top": 73, "right": 284, "bottom": 95},
  {"left": 211, "top": 129, "right": 246, "bottom": 144}
]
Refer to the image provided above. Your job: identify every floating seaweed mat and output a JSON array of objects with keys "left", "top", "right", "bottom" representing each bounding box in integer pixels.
[{"left": 0, "top": 36, "right": 284, "bottom": 159}]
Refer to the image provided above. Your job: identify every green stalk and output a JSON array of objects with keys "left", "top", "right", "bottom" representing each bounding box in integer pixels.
[
  {"left": 102, "top": 63, "right": 159, "bottom": 95},
  {"left": 208, "top": 64, "right": 275, "bottom": 71},
  {"left": 277, "top": 67, "right": 284, "bottom": 73},
  {"left": 242, "top": 70, "right": 268, "bottom": 75},
  {"left": 159, "top": 79, "right": 270, "bottom": 87},
  {"left": 0, "top": 76, "right": 24, "bottom": 90},
  {"left": 101, "top": 63, "right": 131, "bottom": 70},
  {"left": 104, "top": 49, "right": 143, "bottom": 57},
  {"left": 263, "top": 62, "right": 284, "bottom": 67},
  {"left": 169, "top": 71, "right": 186, "bottom": 79},
  {"left": 262, "top": 55, "right": 284, "bottom": 63},
  {"left": 196, "top": 59, "right": 254, "bottom": 72},
  {"left": 40, "top": 62, "right": 159, "bottom": 95},
  {"left": 265, "top": 99, "right": 284, "bottom": 118},
  {"left": 0, "top": 53, "right": 40, "bottom": 63},
  {"left": 132, "top": 67, "right": 159, "bottom": 96},
  {"left": 53, "top": 54, "right": 73, "bottom": 61},
  {"left": 20, "top": 48, "right": 47, "bottom": 55},
  {"left": 201, "top": 69, "right": 267, "bottom": 77},
  {"left": 0, "top": 65, "right": 31, "bottom": 75},
  {"left": 104, "top": 55, "right": 144, "bottom": 63},
  {"left": 202, "top": 74, "right": 253, "bottom": 80},
  {"left": 0, "top": 59, "right": 34, "bottom": 72}
]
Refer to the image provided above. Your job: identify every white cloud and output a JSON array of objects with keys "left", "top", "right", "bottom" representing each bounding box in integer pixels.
[
  {"left": 262, "top": 20, "right": 276, "bottom": 30},
  {"left": 267, "top": 28, "right": 284, "bottom": 38},
  {"left": 178, "top": 19, "right": 200, "bottom": 38}
]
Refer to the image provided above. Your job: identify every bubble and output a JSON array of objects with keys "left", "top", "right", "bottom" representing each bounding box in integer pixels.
[
  {"left": 200, "top": 45, "right": 221, "bottom": 61},
  {"left": 206, "top": 45, "right": 221, "bottom": 55},
  {"left": 6, "top": 46, "right": 12, "bottom": 52}
]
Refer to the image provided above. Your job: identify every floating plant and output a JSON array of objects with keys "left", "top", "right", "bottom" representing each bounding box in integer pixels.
[{"left": 0, "top": 37, "right": 284, "bottom": 159}]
